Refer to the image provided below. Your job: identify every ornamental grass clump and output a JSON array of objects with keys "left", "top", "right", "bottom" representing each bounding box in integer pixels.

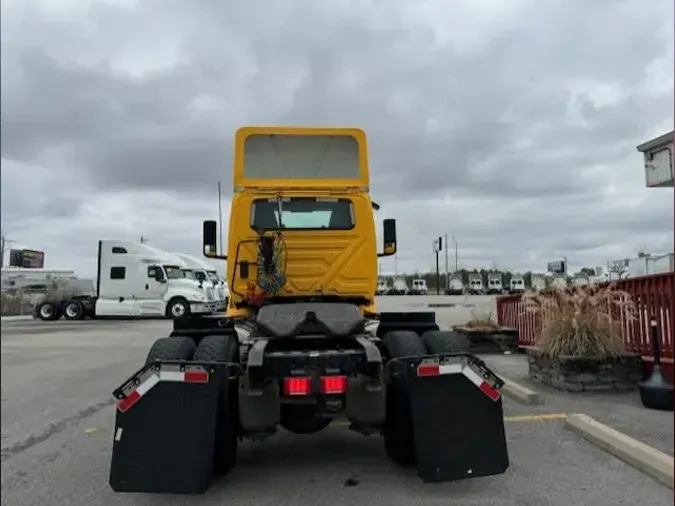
[
  {"left": 520, "top": 284, "right": 635, "bottom": 359},
  {"left": 464, "top": 307, "right": 498, "bottom": 331}
]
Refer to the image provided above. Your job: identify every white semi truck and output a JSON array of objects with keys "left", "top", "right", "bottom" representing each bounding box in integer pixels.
[
  {"left": 467, "top": 274, "right": 483, "bottom": 295},
  {"left": 410, "top": 278, "right": 429, "bottom": 295},
  {"left": 174, "top": 253, "right": 230, "bottom": 310},
  {"left": 389, "top": 276, "right": 409, "bottom": 295},
  {"left": 445, "top": 275, "right": 464, "bottom": 295},
  {"left": 486, "top": 273, "right": 504, "bottom": 295},
  {"left": 34, "top": 241, "right": 217, "bottom": 321},
  {"left": 509, "top": 275, "right": 526, "bottom": 294},
  {"left": 376, "top": 277, "right": 390, "bottom": 295}
]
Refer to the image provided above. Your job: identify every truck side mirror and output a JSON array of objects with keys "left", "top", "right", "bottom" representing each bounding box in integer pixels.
[
  {"left": 154, "top": 270, "right": 166, "bottom": 283},
  {"left": 203, "top": 220, "right": 227, "bottom": 260},
  {"left": 379, "top": 218, "right": 397, "bottom": 257}
]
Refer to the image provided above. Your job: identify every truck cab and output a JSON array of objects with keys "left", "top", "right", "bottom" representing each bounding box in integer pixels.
[
  {"left": 95, "top": 241, "right": 216, "bottom": 318},
  {"left": 376, "top": 277, "right": 390, "bottom": 295},
  {"left": 468, "top": 276, "right": 483, "bottom": 295},
  {"left": 390, "top": 277, "right": 409, "bottom": 295},
  {"left": 445, "top": 276, "right": 464, "bottom": 295},
  {"left": 509, "top": 276, "right": 525, "bottom": 294},
  {"left": 410, "top": 278, "right": 428, "bottom": 295},
  {"left": 174, "top": 253, "right": 230, "bottom": 310},
  {"left": 486, "top": 274, "right": 503, "bottom": 295},
  {"left": 204, "top": 127, "right": 397, "bottom": 317}
]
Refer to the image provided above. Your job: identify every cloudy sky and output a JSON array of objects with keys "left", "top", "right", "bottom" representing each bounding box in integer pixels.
[{"left": 1, "top": 0, "right": 673, "bottom": 279}]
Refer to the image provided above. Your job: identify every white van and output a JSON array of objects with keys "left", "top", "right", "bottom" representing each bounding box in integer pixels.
[{"left": 410, "top": 278, "right": 429, "bottom": 295}]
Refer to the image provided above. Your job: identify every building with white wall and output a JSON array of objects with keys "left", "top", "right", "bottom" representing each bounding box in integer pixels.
[{"left": 637, "top": 130, "right": 674, "bottom": 188}]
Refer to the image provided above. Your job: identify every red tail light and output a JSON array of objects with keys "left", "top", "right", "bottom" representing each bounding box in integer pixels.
[
  {"left": 321, "top": 375, "right": 347, "bottom": 394},
  {"left": 284, "top": 376, "right": 311, "bottom": 396}
]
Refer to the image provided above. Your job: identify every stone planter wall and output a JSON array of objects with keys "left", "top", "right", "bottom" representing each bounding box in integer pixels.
[
  {"left": 452, "top": 326, "right": 519, "bottom": 354},
  {"left": 527, "top": 348, "right": 642, "bottom": 392}
]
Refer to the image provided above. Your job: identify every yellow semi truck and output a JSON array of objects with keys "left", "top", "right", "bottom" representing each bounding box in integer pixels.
[{"left": 109, "top": 127, "right": 509, "bottom": 494}]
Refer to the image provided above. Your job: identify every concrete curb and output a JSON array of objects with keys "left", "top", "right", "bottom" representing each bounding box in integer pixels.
[
  {"left": 500, "top": 378, "right": 542, "bottom": 405},
  {"left": 1, "top": 315, "right": 34, "bottom": 321},
  {"left": 565, "top": 413, "right": 674, "bottom": 489}
]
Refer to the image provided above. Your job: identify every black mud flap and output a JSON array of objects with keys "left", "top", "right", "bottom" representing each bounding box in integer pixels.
[
  {"left": 109, "top": 360, "right": 233, "bottom": 494},
  {"left": 395, "top": 353, "right": 509, "bottom": 483}
]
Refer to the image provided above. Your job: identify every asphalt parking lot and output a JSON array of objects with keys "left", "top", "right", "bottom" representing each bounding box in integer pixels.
[{"left": 1, "top": 296, "right": 672, "bottom": 506}]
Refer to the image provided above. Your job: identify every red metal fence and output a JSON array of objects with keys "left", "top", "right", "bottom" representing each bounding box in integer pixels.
[{"left": 496, "top": 272, "right": 674, "bottom": 381}]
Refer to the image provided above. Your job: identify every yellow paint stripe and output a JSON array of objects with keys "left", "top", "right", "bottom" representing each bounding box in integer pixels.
[{"left": 329, "top": 413, "right": 568, "bottom": 428}]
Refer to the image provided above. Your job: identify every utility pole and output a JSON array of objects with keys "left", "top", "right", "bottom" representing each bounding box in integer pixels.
[
  {"left": 0, "top": 236, "right": 6, "bottom": 268},
  {"left": 433, "top": 237, "right": 442, "bottom": 295},
  {"left": 444, "top": 234, "right": 449, "bottom": 291},
  {"left": 217, "top": 181, "right": 224, "bottom": 255},
  {"left": 453, "top": 235, "right": 459, "bottom": 272}
]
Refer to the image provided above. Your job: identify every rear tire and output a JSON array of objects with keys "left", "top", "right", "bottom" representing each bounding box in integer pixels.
[
  {"left": 63, "top": 300, "right": 85, "bottom": 321},
  {"left": 193, "top": 334, "right": 239, "bottom": 475},
  {"left": 36, "top": 301, "right": 60, "bottom": 321},
  {"left": 421, "top": 330, "right": 470, "bottom": 354},
  {"left": 145, "top": 336, "right": 196, "bottom": 364},
  {"left": 382, "top": 330, "right": 426, "bottom": 467}
]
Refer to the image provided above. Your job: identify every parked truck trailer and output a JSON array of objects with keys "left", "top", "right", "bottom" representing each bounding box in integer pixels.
[{"left": 108, "top": 127, "right": 509, "bottom": 495}]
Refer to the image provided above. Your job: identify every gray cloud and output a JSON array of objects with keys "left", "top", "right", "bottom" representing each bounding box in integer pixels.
[{"left": 1, "top": 0, "right": 673, "bottom": 276}]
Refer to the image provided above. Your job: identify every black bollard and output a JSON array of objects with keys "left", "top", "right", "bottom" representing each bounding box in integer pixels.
[{"left": 637, "top": 318, "right": 674, "bottom": 411}]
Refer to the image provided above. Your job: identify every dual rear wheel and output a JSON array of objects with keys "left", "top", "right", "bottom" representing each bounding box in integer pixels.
[
  {"left": 145, "top": 333, "right": 239, "bottom": 475},
  {"left": 143, "top": 328, "right": 469, "bottom": 475},
  {"left": 382, "top": 329, "right": 470, "bottom": 467}
]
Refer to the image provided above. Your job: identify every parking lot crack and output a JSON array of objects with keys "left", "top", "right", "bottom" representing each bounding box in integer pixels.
[{"left": 1, "top": 398, "right": 116, "bottom": 461}]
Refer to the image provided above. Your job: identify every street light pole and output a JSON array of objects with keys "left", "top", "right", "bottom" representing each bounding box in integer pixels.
[
  {"left": 453, "top": 235, "right": 459, "bottom": 272},
  {"left": 444, "top": 233, "right": 449, "bottom": 291},
  {"left": 433, "top": 237, "right": 441, "bottom": 295}
]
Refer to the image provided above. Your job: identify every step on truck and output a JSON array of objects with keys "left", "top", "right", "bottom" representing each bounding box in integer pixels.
[
  {"left": 109, "top": 127, "right": 509, "bottom": 495},
  {"left": 35, "top": 241, "right": 217, "bottom": 321}
]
